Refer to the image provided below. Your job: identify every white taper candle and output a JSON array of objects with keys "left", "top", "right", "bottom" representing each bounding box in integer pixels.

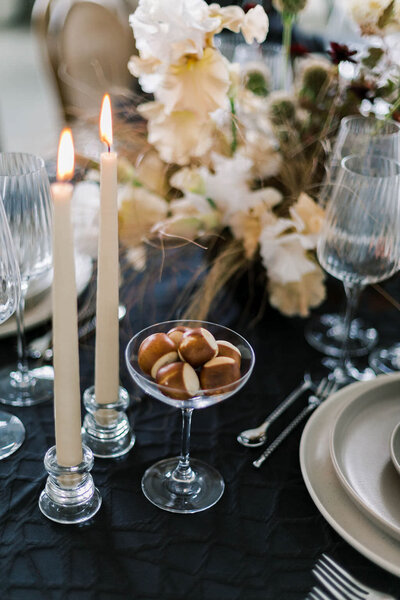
[{"left": 51, "top": 128, "right": 83, "bottom": 467}]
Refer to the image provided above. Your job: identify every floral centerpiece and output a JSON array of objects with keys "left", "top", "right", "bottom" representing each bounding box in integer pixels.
[{"left": 77, "top": 0, "right": 400, "bottom": 319}]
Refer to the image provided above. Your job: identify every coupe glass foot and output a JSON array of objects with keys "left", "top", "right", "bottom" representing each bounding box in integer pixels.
[{"left": 141, "top": 457, "right": 225, "bottom": 514}]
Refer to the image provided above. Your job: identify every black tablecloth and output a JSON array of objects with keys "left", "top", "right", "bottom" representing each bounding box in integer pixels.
[{"left": 1, "top": 245, "right": 400, "bottom": 600}]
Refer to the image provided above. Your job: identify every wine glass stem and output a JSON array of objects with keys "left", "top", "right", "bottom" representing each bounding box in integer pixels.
[
  {"left": 15, "top": 283, "right": 31, "bottom": 386},
  {"left": 168, "top": 408, "right": 196, "bottom": 495},
  {"left": 340, "top": 282, "right": 364, "bottom": 371}
]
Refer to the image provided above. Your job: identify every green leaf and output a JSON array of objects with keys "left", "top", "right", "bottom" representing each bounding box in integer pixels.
[
  {"left": 377, "top": 0, "right": 395, "bottom": 29},
  {"left": 376, "top": 79, "right": 396, "bottom": 98},
  {"left": 207, "top": 197, "right": 217, "bottom": 210},
  {"left": 361, "top": 47, "right": 384, "bottom": 69}
]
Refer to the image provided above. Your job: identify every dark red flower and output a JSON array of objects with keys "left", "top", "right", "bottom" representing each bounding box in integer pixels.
[
  {"left": 328, "top": 42, "right": 358, "bottom": 65},
  {"left": 290, "top": 43, "right": 309, "bottom": 58},
  {"left": 243, "top": 2, "right": 258, "bottom": 12}
]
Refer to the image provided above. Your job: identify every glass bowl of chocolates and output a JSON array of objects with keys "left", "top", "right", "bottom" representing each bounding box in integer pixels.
[{"left": 125, "top": 320, "right": 255, "bottom": 513}]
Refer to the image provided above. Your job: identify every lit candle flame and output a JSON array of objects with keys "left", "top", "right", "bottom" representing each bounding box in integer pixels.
[
  {"left": 100, "top": 94, "right": 113, "bottom": 151},
  {"left": 57, "top": 128, "right": 75, "bottom": 181}
]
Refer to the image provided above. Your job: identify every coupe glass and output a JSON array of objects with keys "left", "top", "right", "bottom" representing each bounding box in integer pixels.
[
  {"left": 316, "top": 154, "right": 400, "bottom": 387},
  {"left": 0, "top": 194, "right": 25, "bottom": 458},
  {"left": 306, "top": 116, "right": 400, "bottom": 358},
  {"left": 126, "top": 320, "right": 255, "bottom": 514},
  {"left": 0, "top": 153, "right": 53, "bottom": 406}
]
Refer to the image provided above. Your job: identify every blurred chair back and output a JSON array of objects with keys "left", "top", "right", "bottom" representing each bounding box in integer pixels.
[{"left": 32, "top": 0, "right": 138, "bottom": 120}]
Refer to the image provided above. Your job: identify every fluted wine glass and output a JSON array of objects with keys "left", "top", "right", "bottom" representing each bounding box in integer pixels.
[
  {"left": 0, "top": 194, "right": 25, "bottom": 457},
  {"left": 126, "top": 320, "right": 255, "bottom": 514},
  {"left": 306, "top": 116, "right": 400, "bottom": 358},
  {"left": 0, "top": 153, "right": 53, "bottom": 406},
  {"left": 316, "top": 154, "right": 400, "bottom": 387}
]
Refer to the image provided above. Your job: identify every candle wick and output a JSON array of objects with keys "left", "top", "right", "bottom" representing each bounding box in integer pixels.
[{"left": 107, "top": 143, "right": 111, "bottom": 153}]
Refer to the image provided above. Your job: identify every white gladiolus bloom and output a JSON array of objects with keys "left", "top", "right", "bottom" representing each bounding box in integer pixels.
[
  {"left": 199, "top": 153, "right": 254, "bottom": 221},
  {"left": 138, "top": 102, "right": 214, "bottom": 165},
  {"left": 259, "top": 219, "right": 317, "bottom": 284},
  {"left": 241, "top": 5, "right": 269, "bottom": 44},
  {"left": 158, "top": 48, "right": 230, "bottom": 118},
  {"left": 347, "top": 0, "right": 399, "bottom": 35},
  {"left": 129, "top": 0, "right": 219, "bottom": 64}
]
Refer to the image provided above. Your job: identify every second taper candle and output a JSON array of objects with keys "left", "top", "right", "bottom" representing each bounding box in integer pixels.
[{"left": 95, "top": 94, "right": 120, "bottom": 405}]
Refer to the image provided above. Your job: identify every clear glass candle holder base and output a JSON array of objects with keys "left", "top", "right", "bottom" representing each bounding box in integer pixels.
[
  {"left": 142, "top": 457, "right": 225, "bottom": 514},
  {"left": 81, "top": 386, "right": 135, "bottom": 459},
  {"left": 39, "top": 445, "right": 102, "bottom": 524}
]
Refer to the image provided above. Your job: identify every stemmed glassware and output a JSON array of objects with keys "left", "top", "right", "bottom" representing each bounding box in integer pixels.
[
  {"left": 0, "top": 194, "right": 25, "bottom": 458},
  {"left": 0, "top": 153, "right": 53, "bottom": 406},
  {"left": 315, "top": 154, "right": 400, "bottom": 387},
  {"left": 305, "top": 116, "right": 400, "bottom": 358},
  {"left": 126, "top": 320, "right": 255, "bottom": 514}
]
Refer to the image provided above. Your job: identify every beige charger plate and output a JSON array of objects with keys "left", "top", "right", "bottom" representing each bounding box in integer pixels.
[
  {"left": 0, "top": 254, "right": 93, "bottom": 338},
  {"left": 300, "top": 373, "right": 400, "bottom": 577}
]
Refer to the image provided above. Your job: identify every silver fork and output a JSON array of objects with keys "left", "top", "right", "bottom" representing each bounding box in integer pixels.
[
  {"left": 307, "top": 587, "right": 331, "bottom": 600},
  {"left": 253, "top": 377, "right": 338, "bottom": 468},
  {"left": 313, "top": 554, "right": 396, "bottom": 600}
]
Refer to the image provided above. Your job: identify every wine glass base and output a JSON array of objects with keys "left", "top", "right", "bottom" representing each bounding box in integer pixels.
[
  {"left": 142, "top": 457, "right": 225, "bottom": 514},
  {"left": 306, "top": 357, "right": 376, "bottom": 391},
  {"left": 0, "top": 411, "right": 25, "bottom": 459},
  {"left": 305, "top": 314, "right": 378, "bottom": 357},
  {"left": 369, "top": 344, "right": 400, "bottom": 374},
  {"left": 0, "top": 365, "right": 53, "bottom": 406}
]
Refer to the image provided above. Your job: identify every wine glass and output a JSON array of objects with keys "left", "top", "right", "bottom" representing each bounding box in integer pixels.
[
  {"left": 315, "top": 154, "right": 400, "bottom": 387},
  {"left": 126, "top": 320, "right": 255, "bottom": 514},
  {"left": 0, "top": 153, "right": 53, "bottom": 406},
  {"left": 305, "top": 116, "right": 400, "bottom": 358},
  {"left": 0, "top": 194, "right": 25, "bottom": 458}
]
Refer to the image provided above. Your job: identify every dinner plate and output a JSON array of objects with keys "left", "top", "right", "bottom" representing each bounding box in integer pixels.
[
  {"left": 390, "top": 422, "right": 400, "bottom": 477},
  {"left": 300, "top": 373, "right": 400, "bottom": 577},
  {"left": 0, "top": 254, "right": 93, "bottom": 338},
  {"left": 330, "top": 378, "right": 400, "bottom": 542}
]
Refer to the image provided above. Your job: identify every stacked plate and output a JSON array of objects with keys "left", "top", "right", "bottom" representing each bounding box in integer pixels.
[
  {"left": 300, "top": 373, "right": 400, "bottom": 576},
  {"left": 0, "top": 254, "right": 93, "bottom": 338}
]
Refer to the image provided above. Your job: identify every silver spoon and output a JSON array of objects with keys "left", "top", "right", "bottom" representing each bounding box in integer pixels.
[{"left": 237, "top": 374, "right": 312, "bottom": 447}]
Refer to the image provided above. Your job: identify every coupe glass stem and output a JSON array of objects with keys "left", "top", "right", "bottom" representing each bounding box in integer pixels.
[
  {"left": 339, "top": 282, "right": 364, "bottom": 371},
  {"left": 12, "top": 280, "right": 32, "bottom": 387},
  {"left": 168, "top": 408, "right": 196, "bottom": 495}
]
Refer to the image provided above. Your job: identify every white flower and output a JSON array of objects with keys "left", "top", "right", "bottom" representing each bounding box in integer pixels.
[
  {"left": 346, "top": 0, "right": 399, "bottom": 35},
  {"left": 138, "top": 102, "right": 214, "bottom": 165},
  {"left": 241, "top": 130, "right": 282, "bottom": 179},
  {"left": 170, "top": 192, "right": 212, "bottom": 215},
  {"left": 259, "top": 218, "right": 317, "bottom": 284},
  {"left": 208, "top": 4, "right": 245, "bottom": 33},
  {"left": 268, "top": 267, "right": 325, "bottom": 317},
  {"left": 170, "top": 168, "right": 206, "bottom": 194},
  {"left": 158, "top": 48, "right": 230, "bottom": 118},
  {"left": 71, "top": 181, "right": 100, "bottom": 259},
  {"left": 118, "top": 184, "right": 168, "bottom": 247},
  {"left": 129, "top": 0, "right": 219, "bottom": 64},
  {"left": 241, "top": 5, "right": 269, "bottom": 44},
  {"left": 289, "top": 192, "right": 324, "bottom": 242},
  {"left": 200, "top": 152, "right": 254, "bottom": 221}
]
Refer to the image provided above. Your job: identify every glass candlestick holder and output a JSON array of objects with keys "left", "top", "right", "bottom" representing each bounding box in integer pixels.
[
  {"left": 81, "top": 386, "right": 135, "bottom": 458},
  {"left": 39, "top": 444, "right": 102, "bottom": 524}
]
